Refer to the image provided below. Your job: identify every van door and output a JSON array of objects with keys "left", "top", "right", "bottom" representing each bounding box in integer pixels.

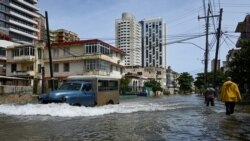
[{"left": 80, "top": 83, "right": 95, "bottom": 106}]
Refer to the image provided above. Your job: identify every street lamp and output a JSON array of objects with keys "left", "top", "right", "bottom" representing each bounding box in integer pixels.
[{"left": 177, "top": 41, "right": 205, "bottom": 51}]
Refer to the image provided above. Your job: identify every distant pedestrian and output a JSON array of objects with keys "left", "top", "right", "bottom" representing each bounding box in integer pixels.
[
  {"left": 204, "top": 84, "right": 216, "bottom": 106},
  {"left": 220, "top": 77, "right": 242, "bottom": 115}
]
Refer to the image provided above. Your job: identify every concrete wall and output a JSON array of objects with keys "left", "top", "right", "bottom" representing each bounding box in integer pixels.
[{"left": 0, "top": 85, "right": 32, "bottom": 94}]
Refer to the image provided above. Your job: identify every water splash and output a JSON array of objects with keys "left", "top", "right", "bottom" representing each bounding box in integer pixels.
[{"left": 0, "top": 102, "right": 186, "bottom": 117}]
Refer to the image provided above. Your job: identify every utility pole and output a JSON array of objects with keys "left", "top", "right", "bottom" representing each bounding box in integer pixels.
[
  {"left": 45, "top": 11, "right": 54, "bottom": 91},
  {"left": 198, "top": 4, "right": 221, "bottom": 89},
  {"left": 41, "top": 66, "right": 45, "bottom": 93},
  {"left": 198, "top": 4, "right": 210, "bottom": 89},
  {"left": 213, "top": 8, "right": 223, "bottom": 87}
]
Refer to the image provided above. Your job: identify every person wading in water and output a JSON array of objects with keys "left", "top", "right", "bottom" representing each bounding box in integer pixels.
[
  {"left": 204, "top": 84, "right": 216, "bottom": 106},
  {"left": 220, "top": 77, "right": 242, "bottom": 115}
]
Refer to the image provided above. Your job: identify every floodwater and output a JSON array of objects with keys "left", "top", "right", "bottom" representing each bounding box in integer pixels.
[{"left": 0, "top": 94, "right": 250, "bottom": 141}]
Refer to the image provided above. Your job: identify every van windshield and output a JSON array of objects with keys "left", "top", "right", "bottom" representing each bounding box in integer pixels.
[{"left": 58, "top": 83, "right": 82, "bottom": 91}]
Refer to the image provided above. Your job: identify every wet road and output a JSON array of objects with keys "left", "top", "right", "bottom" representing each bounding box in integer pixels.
[{"left": 0, "top": 94, "right": 250, "bottom": 141}]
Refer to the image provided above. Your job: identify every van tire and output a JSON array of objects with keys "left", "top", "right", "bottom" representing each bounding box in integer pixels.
[
  {"left": 107, "top": 100, "right": 114, "bottom": 105},
  {"left": 62, "top": 97, "right": 66, "bottom": 102},
  {"left": 73, "top": 103, "right": 81, "bottom": 106}
]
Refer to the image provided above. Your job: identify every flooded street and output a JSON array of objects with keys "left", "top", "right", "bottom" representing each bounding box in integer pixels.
[{"left": 0, "top": 94, "right": 250, "bottom": 141}]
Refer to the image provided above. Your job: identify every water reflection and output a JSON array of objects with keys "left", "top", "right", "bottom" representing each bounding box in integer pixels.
[{"left": 0, "top": 95, "right": 249, "bottom": 141}]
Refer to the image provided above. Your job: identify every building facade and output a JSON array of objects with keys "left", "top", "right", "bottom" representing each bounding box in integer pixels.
[
  {"left": 125, "top": 66, "right": 167, "bottom": 90},
  {"left": 52, "top": 29, "right": 80, "bottom": 43},
  {"left": 140, "top": 17, "right": 167, "bottom": 68},
  {"left": 43, "top": 39, "right": 125, "bottom": 88},
  {"left": 115, "top": 12, "right": 142, "bottom": 67},
  {"left": 166, "top": 66, "right": 179, "bottom": 94},
  {"left": 0, "top": 39, "right": 19, "bottom": 76},
  {"left": 211, "top": 59, "right": 220, "bottom": 72},
  {"left": 235, "top": 14, "right": 250, "bottom": 48},
  {"left": 0, "top": 0, "right": 40, "bottom": 44},
  {"left": 222, "top": 49, "right": 240, "bottom": 73},
  {"left": 5, "top": 43, "right": 43, "bottom": 86}
]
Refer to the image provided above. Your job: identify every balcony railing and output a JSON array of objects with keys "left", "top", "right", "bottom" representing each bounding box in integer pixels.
[
  {"left": 13, "top": 70, "right": 35, "bottom": 76},
  {"left": 13, "top": 55, "right": 35, "bottom": 62}
]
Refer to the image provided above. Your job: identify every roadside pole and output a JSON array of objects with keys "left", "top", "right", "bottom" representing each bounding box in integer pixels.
[
  {"left": 213, "top": 8, "right": 223, "bottom": 87},
  {"left": 45, "top": 11, "right": 54, "bottom": 91}
]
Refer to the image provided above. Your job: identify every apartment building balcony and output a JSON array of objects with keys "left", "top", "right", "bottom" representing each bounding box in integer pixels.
[
  {"left": 0, "top": 66, "right": 6, "bottom": 76},
  {"left": 10, "top": 11, "right": 37, "bottom": 24},
  {"left": 13, "top": 55, "right": 35, "bottom": 62},
  {"left": 0, "top": 56, "right": 6, "bottom": 61},
  {"left": 9, "top": 3, "right": 39, "bottom": 18},
  {"left": 17, "top": 0, "right": 39, "bottom": 11},
  {"left": 9, "top": 28, "right": 38, "bottom": 40},
  {"left": 13, "top": 70, "right": 35, "bottom": 77},
  {"left": 82, "top": 70, "right": 110, "bottom": 76},
  {"left": 9, "top": 19, "right": 39, "bottom": 32}
]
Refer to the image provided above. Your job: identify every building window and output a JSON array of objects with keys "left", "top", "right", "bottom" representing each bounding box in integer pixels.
[
  {"left": 38, "top": 48, "right": 42, "bottom": 59},
  {"left": 54, "top": 64, "right": 59, "bottom": 72},
  {"left": 63, "top": 63, "right": 69, "bottom": 72},
  {"left": 27, "top": 65, "right": 33, "bottom": 71},
  {"left": 13, "top": 47, "right": 34, "bottom": 56},
  {"left": 160, "top": 57, "right": 162, "bottom": 65},
  {"left": 85, "top": 60, "right": 96, "bottom": 71},
  {"left": 38, "top": 64, "right": 41, "bottom": 73},
  {"left": 120, "top": 68, "right": 123, "bottom": 74},
  {"left": 63, "top": 48, "right": 70, "bottom": 56},
  {"left": 85, "top": 60, "right": 109, "bottom": 72},
  {"left": 53, "top": 48, "right": 59, "bottom": 57},
  {"left": 0, "top": 47, "right": 5, "bottom": 56},
  {"left": 11, "top": 64, "right": 16, "bottom": 72},
  {"left": 24, "top": 48, "right": 29, "bottom": 55}
]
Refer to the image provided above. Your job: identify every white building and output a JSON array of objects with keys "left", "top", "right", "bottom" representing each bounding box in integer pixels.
[
  {"left": 43, "top": 39, "right": 126, "bottom": 89},
  {"left": 125, "top": 66, "right": 167, "bottom": 90},
  {"left": 0, "top": 0, "right": 40, "bottom": 44},
  {"left": 6, "top": 43, "right": 43, "bottom": 83},
  {"left": 140, "top": 17, "right": 167, "bottom": 68},
  {"left": 0, "top": 39, "right": 20, "bottom": 76},
  {"left": 115, "top": 12, "right": 142, "bottom": 67}
]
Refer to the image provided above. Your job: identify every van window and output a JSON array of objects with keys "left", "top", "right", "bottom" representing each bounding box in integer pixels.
[
  {"left": 59, "top": 83, "right": 81, "bottom": 91},
  {"left": 82, "top": 84, "right": 91, "bottom": 91},
  {"left": 98, "top": 80, "right": 118, "bottom": 91}
]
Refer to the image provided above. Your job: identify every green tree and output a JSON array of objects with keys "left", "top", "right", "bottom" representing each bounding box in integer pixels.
[
  {"left": 144, "top": 79, "right": 162, "bottom": 93},
  {"left": 120, "top": 77, "right": 131, "bottom": 95},
  {"left": 194, "top": 71, "right": 225, "bottom": 88},
  {"left": 177, "top": 72, "right": 194, "bottom": 94},
  {"left": 227, "top": 40, "right": 250, "bottom": 93},
  {"left": 194, "top": 71, "right": 225, "bottom": 94},
  {"left": 194, "top": 73, "right": 205, "bottom": 94}
]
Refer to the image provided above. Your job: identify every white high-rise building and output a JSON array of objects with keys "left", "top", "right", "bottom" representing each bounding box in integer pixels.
[
  {"left": 115, "top": 12, "right": 141, "bottom": 67},
  {"left": 0, "top": 0, "right": 40, "bottom": 44},
  {"left": 140, "top": 17, "right": 167, "bottom": 68}
]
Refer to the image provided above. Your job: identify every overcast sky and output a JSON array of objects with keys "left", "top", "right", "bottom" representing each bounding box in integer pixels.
[{"left": 38, "top": 0, "right": 250, "bottom": 76}]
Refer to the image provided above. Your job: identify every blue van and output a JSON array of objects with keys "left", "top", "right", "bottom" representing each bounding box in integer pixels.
[{"left": 38, "top": 75, "right": 120, "bottom": 106}]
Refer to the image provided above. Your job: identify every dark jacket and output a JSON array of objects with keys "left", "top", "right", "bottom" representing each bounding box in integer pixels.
[{"left": 204, "top": 87, "right": 216, "bottom": 99}]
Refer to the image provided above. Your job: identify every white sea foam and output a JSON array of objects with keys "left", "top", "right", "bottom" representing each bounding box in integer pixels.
[{"left": 0, "top": 102, "right": 185, "bottom": 117}]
